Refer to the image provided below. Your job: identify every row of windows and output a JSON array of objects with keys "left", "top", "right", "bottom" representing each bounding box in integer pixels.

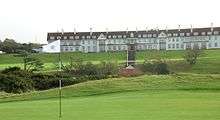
[
  {"left": 168, "top": 44, "right": 184, "bottom": 49},
  {"left": 49, "top": 31, "right": 220, "bottom": 40}
]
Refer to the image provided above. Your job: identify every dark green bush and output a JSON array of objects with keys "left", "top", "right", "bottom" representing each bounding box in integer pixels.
[
  {"left": 154, "top": 62, "right": 169, "bottom": 74},
  {"left": 0, "top": 73, "right": 33, "bottom": 93},
  {"left": 139, "top": 61, "right": 170, "bottom": 75}
]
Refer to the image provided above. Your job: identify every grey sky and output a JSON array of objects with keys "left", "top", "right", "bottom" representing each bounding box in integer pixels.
[{"left": 0, "top": 0, "right": 219, "bottom": 44}]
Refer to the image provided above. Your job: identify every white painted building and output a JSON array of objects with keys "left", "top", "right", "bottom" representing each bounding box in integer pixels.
[{"left": 46, "top": 26, "right": 220, "bottom": 53}]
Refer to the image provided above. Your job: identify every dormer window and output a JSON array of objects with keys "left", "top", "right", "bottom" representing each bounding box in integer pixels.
[
  {"left": 138, "top": 34, "right": 142, "bottom": 38},
  {"left": 201, "top": 32, "right": 206, "bottom": 36},
  {"left": 148, "top": 34, "right": 152, "bottom": 37},
  {"left": 173, "top": 33, "right": 178, "bottom": 37},
  {"left": 153, "top": 34, "right": 157, "bottom": 37},
  {"left": 50, "top": 36, "right": 55, "bottom": 40},
  {"left": 193, "top": 32, "right": 199, "bottom": 36},
  {"left": 92, "top": 36, "right": 96, "bottom": 39},
  {"left": 167, "top": 33, "right": 172, "bottom": 37},
  {"left": 63, "top": 36, "right": 67, "bottom": 39},
  {"left": 118, "top": 35, "right": 122, "bottom": 38},
  {"left": 186, "top": 33, "right": 190, "bottom": 36},
  {"left": 180, "top": 33, "right": 185, "bottom": 37},
  {"left": 143, "top": 34, "right": 147, "bottom": 37},
  {"left": 108, "top": 35, "right": 111, "bottom": 38},
  {"left": 69, "top": 36, "right": 74, "bottom": 39},
  {"left": 123, "top": 35, "right": 126, "bottom": 38},
  {"left": 113, "top": 35, "right": 117, "bottom": 38},
  {"left": 130, "top": 33, "right": 134, "bottom": 37},
  {"left": 214, "top": 31, "right": 219, "bottom": 35},
  {"left": 86, "top": 36, "right": 91, "bottom": 39},
  {"left": 82, "top": 36, "right": 85, "bottom": 39},
  {"left": 75, "top": 36, "right": 79, "bottom": 39},
  {"left": 207, "top": 32, "right": 212, "bottom": 35}
]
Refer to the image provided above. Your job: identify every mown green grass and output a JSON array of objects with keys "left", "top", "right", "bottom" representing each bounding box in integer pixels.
[
  {"left": 0, "top": 50, "right": 220, "bottom": 72},
  {"left": 0, "top": 74, "right": 220, "bottom": 120}
]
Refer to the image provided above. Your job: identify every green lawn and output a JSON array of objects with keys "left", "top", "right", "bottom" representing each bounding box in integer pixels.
[
  {"left": 0, "top": 90, "right": 220, "bottom": 120},
  {"left": 0, "top": 74, "right": 220, "bottom": 120},
  {"left": 0, "top": 49, "right": 220, "bottom": 73}
]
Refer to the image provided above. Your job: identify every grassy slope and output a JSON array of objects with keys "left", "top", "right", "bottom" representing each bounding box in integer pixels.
[
  {"left": 0, "top": 74, "right": 220, "bottom": 120},
  {"left": 1, "top": 73, "right": 220, "bottom": 103}
]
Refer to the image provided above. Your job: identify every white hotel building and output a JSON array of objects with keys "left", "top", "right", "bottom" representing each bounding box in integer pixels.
[{"left": 46, "top": 27, "right": 220, "bottom": 53}]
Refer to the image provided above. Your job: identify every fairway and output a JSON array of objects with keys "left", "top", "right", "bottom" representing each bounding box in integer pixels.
[{"left": 0, "top": 90, "right": 220, "bottom": 120}]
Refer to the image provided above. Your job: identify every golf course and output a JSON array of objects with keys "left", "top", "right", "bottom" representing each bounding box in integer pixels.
[{"left": 0, "top": 49, "right": 220, "bottom": 120}]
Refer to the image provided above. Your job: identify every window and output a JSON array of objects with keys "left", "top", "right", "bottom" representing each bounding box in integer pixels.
[
  {"left": 180, "top": 33, "right": 185, "bottom": 37},
  {"left": 75, "top": 36, "right": 79, "bottom": 39},
  {"left": 108, "top": 35, "right": 111, "bottom": 38},
  {"left": 130, "top": 33, "right": 134, "bottom": 37},
  {"left": 143, "top": 34, "right": 147, "bottom": 37},
  {"left": 172, "top": 44, "right": 175, "bottom": 48},
  {"left": 193, "top": 32, "right": 199, "bottom": 36},
  {"left": 138, "top": 34, "right": 142, "bottom": 38},
  {"left": 207, "top": 32, "right": 212, "bottom": 35},
  {"left": 168, "top": 44, "right": 171, "bottom": 48},
  {"left": 215, "top": 42, "right": 218, "bottom": 47},
  {"left": 93, "top": 40, "right": 97, "bottom": 44},
  {"left": 181, "top": 44, "right": 184, "bottom": 48},
  {"left": 148, "top": 34, "right": 152, "bottom": 37},
  {"left": 123, "top": 35, "right": 126, "bottom": 38},
  {"left": 153, "top": 34, "right": 157, "bottom": 37},
  {"left": 173, "top": 33, "right": 178, "bottom": 37},
  {"left": 50, "top": 36, "right": 55, "bottom": 40},
  {"left": 81, "top": 36, "right": 85, "bottom": 39},
  {"left": 214, "top": 31, "right": 219, "bottom": 35},
  {"left": 176, "top": 44, "right": 179, "bottom": 48},
  {"left": 69, "top": 36, "right": 74, "bottom": 39},
  {"left": 186, "top": 33, "right": 190, "bottom": 36},
  {"left": 209, "top": 43, "right": 212, "bottom": 47},
  {"left": 63, "top": 36, "right": 67, "bottom": 39},
  {"left": 201, "top": 32, "right": 206, "bottom": 36},
  {"left": 82, "top": 40, "right": 85, "bottom": 44},
  {"left": 172, "top": 39, "right": 175, "bottom": 42},
  {"left": 113, "top": 35, "right": 117, "bottom": 38},
  {"left": 86, "top": 36, "right": 91, "bottom": 39},
  {"left": 92, "top": 36, "right": 96, "bottom": 39},
  {"left": 118, "top": 35, "right": 122, "bottom": 38},
  {"left": 167, "top": 33, "right": 172, "bottom": 37},
  {"left": 76, "top": 47, "right": 79, "bottom": 51}
]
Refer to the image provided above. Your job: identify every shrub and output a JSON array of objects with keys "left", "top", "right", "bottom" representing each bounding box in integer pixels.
[
  {"left": 0, "top": 73, "right": 33, "bottom": 93},
  {"left": 154, "top": 62, "right": 169, "bottom": 74},
  {"left": 139, "top": 60, "right": 170, "bottom": 75}
]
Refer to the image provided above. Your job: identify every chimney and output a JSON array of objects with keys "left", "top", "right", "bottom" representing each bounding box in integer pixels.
[
  {"left": 126, "top": 27, "right": 128, "bottom": 33},
  {"left": 190, "top": 25, "right": 193, "bottom": 33},
  {"left": 90, "top": 27, "right": 93, "bottom": 36},
  {"left": 136, "top": 27, "right": 138, "bottom": 33},
  {"left": 211, "top": 22, "right": 214, "bottom": 32},
  {"left": 74, "top": 28, "right": 76, "bottom": 34},
  {"left": 165, "top": 26, "right": 168, "bottom": 32},
  {"left": 106, "top": 28, "right": 108, "bottom": 34},
  {"left": 178, "top": 25, "right": 181, "bottom": 32}
]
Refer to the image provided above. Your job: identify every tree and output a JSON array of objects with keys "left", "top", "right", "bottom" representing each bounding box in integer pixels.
[
  {"left": 1, "top": 38, "right": 20, "bottom": 53},
  {"left": 184, "top": 47, "right": 203, "bottom": 65},
  {"left": 15, "top": 51, "right": 44, "bottom": 72}
]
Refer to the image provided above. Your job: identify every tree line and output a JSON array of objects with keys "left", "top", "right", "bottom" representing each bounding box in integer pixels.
[{"left": 0, "top": 38, "right": 41, "bottom": 53}]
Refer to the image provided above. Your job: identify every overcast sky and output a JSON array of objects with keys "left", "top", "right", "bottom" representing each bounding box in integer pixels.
[{"left": 0, "top": 0, "right": 220, "bottom": 44}]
